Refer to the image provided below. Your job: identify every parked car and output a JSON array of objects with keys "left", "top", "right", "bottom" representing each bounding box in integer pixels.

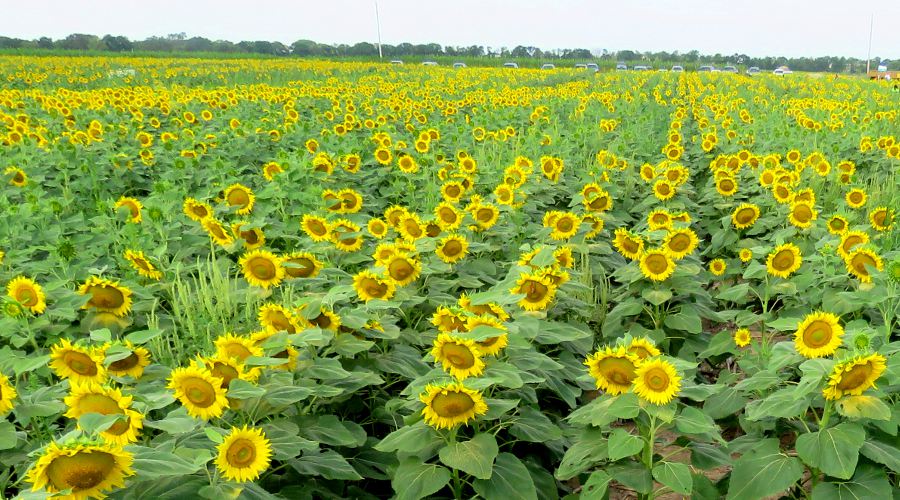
[
  {"left": 633, "top": 65, "right": 649, "bottom": 71},
  {"left": 452, "top": 62, "right": 467, "bottom": 69},
  {"left": 698, "top": 65, "right": 714, "bottom": 72},
  {"left": 502, "top": 62, "right": 519, "bottom": 69},
  {"left": 541, "top": 63, "right": 556, "bottom": 70},
  {"left": 722, "top": 66, "right": 738, "bottom": 74},
  {"left": 773, "top": 66, "right": 793, "bottom": 76},
  {"left": 746, "top": 66, "right": 760, "bottom": 75},
  {"left": 671, "top": 65, "right": 684, "bottom": 72},
  {"left": 586, "top": 63, "right": 599, "bottom": 72},
  {"left": 615, "top": 63, "right": 627, "bottom": 71},
  {"left": 573, "top": 63, "right": 587, "bottom": 69},
  {"left": 421, "top": 61, "right": 438, "bottom": 66},
  {"left": 389, "top": 60, "right": 403, "bottom": 65}
]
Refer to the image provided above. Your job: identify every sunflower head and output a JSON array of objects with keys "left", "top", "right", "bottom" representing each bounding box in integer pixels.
[
  {"left": 114, "top": 196, "right": 143, "bottom": 223},
  {"left": 26, "top": 440, "right": 134, "bottom": 498},
  {"left": 223, "top": 184, "right": 255, "bottom": 215},
  {"left": 823, "top": 354, "right": 886, "bottom": 400},
  {"left": 167, "top": 365, "right": 229, "bottom": 420},
  {"left": 868, "top": 207, "right": 894, "bottom": 232},
  {"left": 216, "top": 426, "right": 273, "bottom": 483},
  {"left": 766, "top": 243, "right": 802, "bottom": 279},
  {"left": 613, "top": 228, "right": 644, "bottom": 260},
  {"left": 419, "top": 383, "right": 488, "bottom": 430},
  {"left": 431, "top": 306, "right": 468, "bottom": 333},
  {"left": 123, "top": 250, "right": 163, "bottom": 280},
  {"left": 215, "top": 334, "right": 262, "bottom": 363},
  {"left": 663, "top": 229, "right": 698, "bottom": 260},
  {"left": 837, "top": 231, "right": 869, "bottom": 259},
  {"left": 431, "top": 334, "right": 485, "bottom": 380},
  {"left": 788, "top": 202, "right": 817, "bottom": 229},
  {"left": 353, "top": 270, "right": 396, "bottom": 302},
  {"left": 626, "top": 338, "right": 661, "bottom": 360},
  {"left": 844, "top": 247, "right": 883, "bottom": 284},
  {"left": 50, "top": 339, "right": 107, "bottom": 385},
  {"left": 585, "top": 346, "right": 641, "bottom": 395},
  {"left": 827, "top": 215, "right": 848, "bottom": 235},
  {"left": 300, "top": 214, "right": 331, "bottom": 242},
  {"left": 104, "top": 341, "right": 151, "bottom": 379},
  {"left": 731, "top": 203, "right": 760, "bottom": 229},
  {"left": 794, "top": 311, "right": 843, "bottom": 358},
  {"left": 640, "top": 249, "right": 676, "bottom": 282},
  {"left": 511, "top": 272, "right": 557, "bottom": 311},
  {"left": 709, "top": 258, "right": 727, "bottom": 276},
  {"left": 6, "top": 276, "right": 46, "bottom": 314},
  {"left": 0, "top": 373, "right": 18, "bottom": 416},
  {"left": 734, "top": 328, "right": 751, "bottom": 347},
  {"left": 282, "top": 251, "right": 322, "bottom": 279},
  {"left": 845, "top": 188, "right": 867, "bottom": 209},
  {"left": 239, "top": 250, "right": 285, "bottom": 289},
  {"left": 183, "top": 198, "right": 213, "bottom": 222},
  {"left": 64, "top": 383, "right": 142, "bottom": 445},
  {"left": 633, "top": 358, "right": 681, "bottom": 405},
  {"left": 78, "top": 277, "right": 133, "bottom": 317},
  {"left": 436, "top": 234, "right": 468, "bottom": 264},
  {"left": 367, "top": 218, "right": 389, "bottom": 239}
]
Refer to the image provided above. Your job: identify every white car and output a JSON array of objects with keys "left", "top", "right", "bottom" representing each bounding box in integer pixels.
[
  {"left": 452, "top": 62, "right": 467, "bottom": 69},
  {"left": 698, "top": 65, "right": 714, "bottom": 72},
  {"left": 541, "top": 63, "right": 556, "bottom": 70},
  {"left": 586, "top": 63, "right": 599, "bottom": 72},
  {"left": 722, "top": 66, "right": 738, "bottom": 74},
  {"left": 503, "top": 62, "right": 519, "bottom": 69},
  {"left": 746, "top": 67, "right": 760, "bottom": 75},
  {"left": 615, "top": 63, "right": 627, "bottom": 71},
  {"left": 389, "top": 60, "right": 403, "bottom": 65},
  {"left": 421, "top": 61, "right": 438, "bottom": 66},
  {"left": 573, "top": 63, "right": 587, "bottom": 69},
  {"left": 671, "top": 65, "right": 684, "bottom": 72}
]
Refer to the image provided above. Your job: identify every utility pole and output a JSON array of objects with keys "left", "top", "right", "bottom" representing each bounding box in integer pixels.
[
  {"left": 374, "top": 0, "right": 383, "bottom": 59},
  {"left": 866, "top": 13, "right": 873, "bottom": 74}
]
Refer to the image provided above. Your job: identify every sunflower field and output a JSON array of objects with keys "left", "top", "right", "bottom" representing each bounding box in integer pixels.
[{"left": 0, "top": 55, "right": 898, "bottom": 499}]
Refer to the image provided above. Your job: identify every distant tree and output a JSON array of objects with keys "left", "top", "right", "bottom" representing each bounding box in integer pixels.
[
  {"left": 616, "top": 50, "right": 637, "bottom": 61},
  {"left": 102, "top": 35, "right": 133, "bottom": 52},
  {"left": 290, "top": 39, "right": 320, "bottom": 56},
  {"left": 59, "top": 33, "right": 100, "bottom": 50},
  {"left": 184, "top": 37, "right": 214, "bottom": 52},
  {"left": 36, "top": 37, "right": 54, "bottom": 49},
  {"left": 569, "top": 48, "right": 593, "bottom": 59},
  {"left": 348, "top": 42, "right": 378, "bottom": 56},
  {"left": 0, "top": 37, "right": 26, "bottom": 49}
]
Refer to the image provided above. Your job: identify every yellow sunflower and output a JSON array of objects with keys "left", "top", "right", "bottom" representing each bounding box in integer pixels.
[
  {"left": 739, "top": 248, "right": 753, "bottom": 262},
  {"left": 123, "top": 250, "right": 162, "bottom": 280},
  {"left": 709, "top": 258, "right": 727, "bottom": 276},
  {"left": 731, "top": 203, "right": 760, "bottom": 229},
  {"left": 766, "top": 243, "right": 802, "bottom": 279},
  {"left": 215, "top": 333, "right": 263, "bottom": 363},
  {"left": 305, "top": 308, "right": 342, "bottom": 332},
  {"left": 384, "top": 253, "right": 421, "bottom": 286},
  {"left": 844, "top": 247, "right": 883, "bottom": 284},
  {"left": 458, "top": 295, "right": 509, "bottom": 321},
  {"left": 583, "top": 214, "right": 606, "bottom": 238},
  {"left": 258, "top": 303, "right": 301, "bottom": 333},
  {"left": 434, "top": 202, "right": 462, "bottom": 231},
  {"left": 336, "top": 188, "right": 364, "bottom": 214},
  {"left": 6, "top": 276, "right": 46, "bottom": 314},
  {"left": 647, "top": 210, "right": 672, "bottom": 231},
  {"left": 216, "top": 426, "right": 273, "bottom": 482},
  {"left": 868, "top": 207, "right": 894, "bottom": 232},
  {"left": 330, "top": 219, "right": 364, "bottom": 252},
  {"left": 822, "top": 353, "right": 886, "bottom": 400},
  {"left": 471, "top": 203, "right": 500, "bottom": 231},
  {"left": 367, "top": 217, "right": 389, "bottom": 239},
  {"left": 436, "top": 234, "right": 468, "bottom": 264},
  {"left": 202, "top": 355, "right": 260, "bottom": 387},
  {"left": 50, "top": 339, "right": 107, "bottom": 385},
  {"left": 626, "top": 338, "right": 661, "bottom": 360},
  {"left": 26, "top": 440, "right": 134, "bottom": 499},
  {"left": 585, "top": 346, "right": 641, "bottom": 395},
  {"left": 300, "top": 214, "right": 331, "bottom": 242},
  {"left": 845, "top": 188, "right": 867, "bottom": 209},
  {"left": 633, "top": 358, "right": 681, "bottom": 405},
  {"left": 464, "top": 315, "right": 509, "bottom": 356},
  {"left": 231, "top": 222, "right": 265, "bottom": 250},
  {"left": 0, "top": 373, "right": 17, "bottom": 415},
  {"left": 420, "top": 383, "right": 488, "bottom": 430},
  {"left": 640, "top": 249, "right": 676, "bottom": 281},
  {"left": 282, "top": 251, "right": 322, "bottom": 279},
  {"left": 613, "top": 228, "right": 645, "bottom": 260},
  {"left": 431, "top": 306, "right": 468, "bottom": 333},
  {"left": 202, "top": 217, "right": 235, "bottom": 247},
  {"left": 663, "top": 229, "right": 698, "bottom": 260},
  {"left": 64, "top": 383, "right": 143, "bottom": 445},
  {"left": 837, "top": 231, "right": 869, "bottom": 259},
  {"left": 183, "top": 197, "right": 213, "bottom": 222},
  {"left": 716, "top": 177, "right": 738, "bottom": 196},
  {"left": 5, "top": 166, "right": 27, "bottom": 187},
  {"left": 547, "top": 211, "right": 580, "bottom": 240},
  {"left": 104, "top": 342, "right": 151, "bottom": 379},
  {"left": 653, "top": 180, "right": 676, "bottom": 201},
  {"left": 223, "top": 184, "right": 255, "bottom": 215},
  {"left": 398, "top": 214, "right": 426, "bottom": 241},
  {"left": 78, "top": 277, "right": 133, "bottom": 317},
  {"left": 431, "top": 334, "right": 485, "bottom": 380},
  {"left": 262, "top": 161, "right": 284, "bottom": 181},
  {"left": 827, "top": 215, "right": 849, "bottom": 235},
  {"left": 239, "top": 249, "right": 285, "bottom": 289},
  {"left": 794, "top": 311, "right": 843, "bottom": 358},
  {"left": 167, "top": 365, "right": 229, "bottom": 420},
  {"left": 788, "top": 202, "right": 817, "bottom": 229},
  {"left": 352, "top": 269, "right": 396, "bottom": 302},
  {"left": 511, "top": 272, "right": 557, "bottom": 311},
  {"left": 584, "top": 190, "right": 613, "bottom": 213},
  {"left": 734, "top": 328, "right": 751, "bottom": 347},
  {"left": 114, "top": 196, "right": 142, "bottom": 223}
]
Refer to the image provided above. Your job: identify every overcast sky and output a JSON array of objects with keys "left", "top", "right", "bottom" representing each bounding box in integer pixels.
[{"left": 5, "top": 0, "right": 899, "bottom": 58}]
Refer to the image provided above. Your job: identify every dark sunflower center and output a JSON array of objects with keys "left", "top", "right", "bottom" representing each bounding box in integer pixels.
[
  {"left": 445, "top": 186, "right": 461, "bottom": 197},
  {"left": 16, "top": 287, "right": 37, "bottom": 306},
  {"left": 209, "top": 362, "right": 239, "bottom": 388},
  {"left": 644, "top": 367, "right": 670, "bottom": 391},
  {"left": 442, "top": 343, "right": 475, "bottom": 368},
  {"left": 830, "top": 219, "right": 846, "bottom": 231},
  {"left": 442, "top": 240, "right": 462, "bottom": 256},
  {"left": 476, "top": 208, "right": 494, "bottom": 223},
  {"left": 803, "top": 320, "right": 833, "bottom": 348},
  {"left": 46, "top": 451, "right": 116, "bottom": 491},
  {"left": 432, "top": 392, "right": 476, "bottom": 417},
  {"left": 793, "top": 204, "right": 812, "bottom": 222},
  {"left": 64, "top": 351, "right": 98, "bottom": 376},
  {"left": 842, "top": 236, "right": 863, "bottom": 253},
  {"left": 389, "top": 259, "right": 414, "bottom": 280},
  {"left": 851, "top": 254, "right": 875, "bottom": 275},
  {"left": 736, "top": 208, "right": 756, "bottom": 224},
  {"left": 645, "top": 254, "right": 669, "bottom": 274},
  {"left": 622, "top": 237, "right": 641, "bottom": 254},
  {"left": 596, "top": 357, "right": 637, "bottom": 385},
  {"left": 657, "top": 184, "right": 671, "bottom": 195},
  {"left": 719, "top": 179, "right": 735, "bottom": 191},
  {"left": 108, "top": 352, "right": 139, "bottom": 372},
  {"left": 183, "top": 378, "right": 216, "bottom": 407},
  {"left": 556, "top": 218, "right": 574, "bottom": 232},
  {"left": 773, "top": 250, "right": 795, "bottom": 270},
  {"left": 227, "top": 438, "right": 257, "bottom": 467},
  {"left": 403, "top": 221, "right": 422, "bottom": 238},
  {"left": 836, "top": 363, "right": 872, "bottom": 391},
  {"left": 88, "top": 286, "right": 125, "bottom": 309},
  {"left": 849, "top": 192, "right": 863, "bottom": 204},
  {"left": 308, "top": 220, "right": 327, "bottom": 236},
  {"left": 266, "top": 312, "right": 296, "bottom": 332},
  {"left": 363, "top": 278, "right": 387, "bottom": 298},
  {"left": 668, "top": 234, "right": 690, "bottom": 252},
  {"left": 286, "top": 258, "right": 314, "bottom": 278},
  {"left": 438, "top": 209, "right": 457, "bottom": 224},
  {"left": 191, "top": 205, "right": 209, "bottom": 218},
  {"left": 249, "top": 258, "right": 276, "bottom": 280},
  {"left": 224, "top": 344, "right": 252, "bottom": 361},
  {"left": 522, "top": 280, "right": 548, "bottom": 302},
  {"left": 872, "top": 210, "right": 887, "bottom": 226}
]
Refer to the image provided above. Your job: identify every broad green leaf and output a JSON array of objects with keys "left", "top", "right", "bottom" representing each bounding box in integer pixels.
[
  {"left": 375, "top": 421, "right": 442, "bottom": 453},
  {"left": 745, "top": 387, "right": 810, "bottom": 421},
  {"left": 717, "top": 283, "right": 751, "bottom": 303},
  {"left": 290, "top": 450, "right": 363, "bottom": 480},
  {"left": 607, "top": 428, "right": 643, "bottom": 461},
  {"left": 556, "top": 429, "right": 608, "bottom": 480},
  {"left": 859, "top": 438, "right": 900, "bottom": 473},
  {"left": 509, "top": 406, "right": 563, "bottom": 442},
  {"left": 652, "top": 461, "right": 693, "bottom": 495},
  {"left": 767, "top": 316, "right": 801, "bottom": 332},
  {"left": 130, "top": 448, "right": 206, "bottom": 479},
  {"left": 676, "top": 406, "right": 719, "bottom": 437},
  {"left": 567, "top": 392, "right": 640, "bottom": 427},
  {"left": 78, "top": 412, "right": 123, "bottom": 435},
  {"left": 124, "top": 328, "right": 163, "bottom": 344},
  {"left": 733, "top": 370, "right": 781, "bottom": 392},
  {"left": 726, "top": 439, "right": 803, "bottom": 500},
  {"left": 298, "top": 415, "right": 366, "bottom": 448},
  {"left": 810, "top": 464, "right": 892, "bottom": 500},
  {"left": 703, "top": 387, "right": 748, "bottom": 419},
  {"left": 438, "top": 433, "right": 498, "bottom": 480},
  {"left": 607, "top": 462, "right": 653, "bottom": 495},
  {"left": 664, "top": 305, "right": 702, "bottom": 333},
  {"left": 472, "top": 453, "right": 537, "bottom": 500},
  {"left": 0, "top": 421, "right": 17, "bottom": 450},
  {"left": 392, "top": 457, "right": 451, "bottom": 500},
  {"left": 580, "top": 470, "right": 611, "bottom": 499},
  {"left": 642, "top": 288, "right": 672, "bottom": 306},
  {"left": 796, "top": 422, "right": 865, "bottom": 480},
  {"left": 226, "top": 379, "right": 266, "bottom": 399},
  {"left": 835, "top": 395, "right": 891, "bottom": 421}
]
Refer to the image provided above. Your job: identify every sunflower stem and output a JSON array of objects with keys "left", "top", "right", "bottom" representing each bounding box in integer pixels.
[
  {"left": 819, "top": 400, "right": 833, "bottom": 429},
  {"left": 448, "top": 426, "right": 463, "bottom": 499}
]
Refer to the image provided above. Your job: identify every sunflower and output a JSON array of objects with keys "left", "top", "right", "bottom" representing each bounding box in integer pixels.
[
  {"left": 114, "top": 196, "right": 142, "bottom": 223},
  {"left": 788, "top": 202, "right": 817, "bottom": 229},
  {"left": 26, "top": 440, "right": 134, "bottom": 499},
  {"left": 554, "top": 246, "right": 574, "bottom": 269},
  {"left": 544, "top": 211, "right": 578, "bottom": 240},
  {"left": 583, "top": 214, "right": 605, "bottom": 238},
  {"left": 458, "top": 295, "right": 509, "bottom": 321},
  {"left": 123, "top": 250, "right": 162, "bottom": 280},
  {"left": 739, "top": 248, "right": 753, "bottom": 262},
  {"left": 431, "top": 306, "right": 468, "bottom": 333},
  {"left": 663, "top": 229, "right": 698, "bottom": 260},
  {"left": 585, "top": 346, "right": 641, "bottom": 395},
  {"left": 613, "top": 228, "right": 644, "bottom": 260},
  {"left": 420, "top": 383, "right": 488, "bottom": 430},
  {"left": 64, "top": 383, "right": 143, "bottom": 445},
  {"left": 472, "top": 204, "right": 500, "bottom": 231},
  {"left": 766, "top": 243, "right": 802, "bottom": 279},
  {"left": 626, "top": 338, "right": 661, "bottom": 360},
  {"left": 464, "top": 314, "right": 509, "bottom": 356},
  {"left": 845, "top": 247, "right": 883, "bottom": 284},
  {"left": 715, "top": 177, "right": 738, "bottom": 196},
  {"left": 441, "top": 181, "right": 465, "bottom": 203},
  {"left": 105, "top": 342, "right": 151, "bottom": 379},
  {"left": 647, "top": 210, "right": 672, "bottom": 231},
  {"left": 203, "top": 355, "right": 260, "bottom": 387},
  {"left": 50, "top": 339, "right": 107, "bottom": 385},
  {"left": 231, "top": 222, "right": 265, "bottom": 250},
  {"left": 353, "top": 270, "right": 396, "bottom": 302},
  {"left": 653, "top": 180, "right": 675, "bottom": 201},
  {"left": 5, "top": 166, "right": 27, "bottom": 187},
  {"left": 398, "top": 214, "right": 425, "bottom": 241},
  {"left": 306, "top": 308, "right": 342, "bottom": 332},
  {"left": 822, "top": 354, "right": 887, "bottom": 401},
  {"left": 709, "top": 258, "right": 727, "bottom": 276},
  {"left": 223, "top": 184, "right": 255, "bottom": 215},
  {"left": 731, "top": 203, "right": 760, "bottom": 229},
  {"left": 300, "top": 214, "right": 331, "bottom": 242},
  {"left": 78, "top": 277, "right": 133, "bottom": 317},
  {"left": 282, "top": 251, "right": 322, "bottom": 279},
  {"left": 640, "top": 163, "right": 656, "bottom": 182},
  {"left": 215, "top": 426, "right": 272, "bottom": 483},
  {"left": 640, "top": 250, "right": 676, "bottom": 281},
  {"left": 584, "top": 191, "right": 613, "bottom": 213},
  {"left": 511, "top": 273, "right": 556, "bottom": 311},
  {"left": 397, "top": 155, "right": 419, "bottom": 174},
  {"left": 183, "top": 198, "right": 213, "bottom": 222},
  {"left": 845, "top": 188, "right": 867, "bottom": 209},
  {"left": 258, "top": 303, "right": 301, "bottom": 333},
  {"left": 367, "top": 218, "right": 389, "bottom": 239},
  {"left": 202, "top": 217, "right": 235, "bottom": 247},
  {"left": 215, "top": 333, "right": 263, "bottom": 363},
  {"left": 794, "top": 311, "right": 843, "bottom": 358},
  {"left": 633, "top": 358, "right": 681, "bottom": 405},
  {"left": 167, "top": 365, "right": 229, "bottom": 420},
  {"left": 837, "top": 231, "right": 869, "bottom": 259},
  {"left": 431, "top": 334, "right": 485, "bottom": 380},
  {"left": 494, "top": 184, "right": 515, "bottom": 205},
  {"left": 374, "top": 147, "right": 392, "bottom": 165},
  {"left": 772, "top": 183, "right": 794, "bottom": 204},
  {"left": 0, "top": 373, "right": 17, "bottom": 415},
  {"left": 6, "top": 276, "right": 46, "bottom": 314},
  {"left": 734, "top": 328, "right": 751, "bottom": 347},
  {"left": 827, "top": 215, "right": 849, "bottom": 235},
  {"left": 262, "top": 161, "right": 284, "bottom": 181},
  {"left": 336, "top": 188, "right": 364, "bottom": 214},
  {"left": 868, "top": 207, "right": 894, "bottom": 232},
  {"left": 239, "top": 250, "right": 284, "bottom": 289},
  {"left": 436, "top": 234, "right": 468, "bottom": 264},
  {"left": 384, "top": 252, "right": 421, "bottom": 286}
]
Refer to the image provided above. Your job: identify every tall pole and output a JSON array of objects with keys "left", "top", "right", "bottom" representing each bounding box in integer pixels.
[
  {"left": 374, "top": 0, "right": 383, "bottom": 59},
  {"left": 866, "top": 13, "right": 873, "bottom": 74}
]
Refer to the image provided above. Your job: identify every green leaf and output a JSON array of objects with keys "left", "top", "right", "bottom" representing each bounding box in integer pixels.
[
  {"left": 859, "top": 438, "right": 900, "bottom": 473},
  {"left": 392, "top": 457, "right": 451, "bottom": 500},
  {"left": 12, "top": 354, "right": 50, "bottom": 375},
  {"left": 733, "top": 370, "right": 781, "bottom": 392},
  {"left": 298, "top": 415, "right": 366, "bottom": 448},
  {"left": 143, "top": 409, "right": 198, "bottom": 434},
  {"left": 579, "top": 470, "right": 611, "bottom": 500},
  {"left": 203, "top": 427, "right": 223, "bottom": 444},
  {"left": 607, "top": 462, "right": 653, "bottom": 494},
  {"left": 664, "top": 305, "right": 702, "bottom": 333},
  {"left": 78, "top": 413, "right": 123, "bottom": 435},
  {"left": 438, "top": 433, "right": 498, "bottom": 480},
  {"left": 796, "top": 422, "right": 865, "bottom": 480},
  {"left": 745, "top": 387, "right": 810, "bottom": 421},
  {"left": 124, "top": 328, "right": 163, "bottom": 344},
  {"left": 226, "top": 379, "right": 266, "bottom": 399},
  {"left": 835, "top": 395, "right": 892, "bottom": 421},
  {"left": 567, "top": 392, "right": 640, "bottom": 427},
  {"left": 810, "top": 464, "right": 893, "bottom": 500},
  {"left": 290, "top": 450, "right": 363, "bottom": 480},
  {"left": 556, "top": 429, "right": 607, "bottom": 480},
  {"left": 676, "top": 406, "right": 719, "bottom": 437},
  {"left": 767, "top": 316, "right": 801, "bottom": 331},
  {"left": 509, "top": 406, "right": 563, "bottom": 442},
  {"left": 607, "top": 428, "right": 643, "bottom": 461},
  {"left": 726, "top": 439, "right": 803, "bottom": 500},
  {"left": 642, "top": 288, "right": 673, "bottom": 306},
  {"left": 472, "top": 453, "right": 537, "bottom": 500},
  {"left": 717, "top": 283, "right": 751, "bottom": 303},
  {"left": 652, "top": 462, "right": 693, "bottom": 495},
  {"left": 0, "top": 421, "right": 17, "bottom": 450},
  {"left": 704, "top": 387, "right": 748, "bottom": 419},
  {"left": 130, "top": 448, "right": 206, "bottom": 479},
  {"left": 375, "top": 421, "right": 442, "bottom": 453}
]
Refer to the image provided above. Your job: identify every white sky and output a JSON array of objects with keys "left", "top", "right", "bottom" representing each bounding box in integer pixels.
[{"left": 5, "top": 0, "right": 899, "bottom": 58}]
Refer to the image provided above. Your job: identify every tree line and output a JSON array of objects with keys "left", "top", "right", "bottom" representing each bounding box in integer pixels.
[{"left": 0, "top": 33, "right": 894, "bottom": 72}]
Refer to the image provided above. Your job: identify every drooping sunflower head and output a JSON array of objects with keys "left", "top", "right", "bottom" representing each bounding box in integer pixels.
[
  {"left": 262, "top": 161, "right": 284, "bottom": 181},
  {"left": 0, "top": 373, "right": 18, "bottom": 416},
  {"left": 64, "top": 383, "right": 142, "bottom": 445},
  {"left": 384, "top": 205, "right": 410, "bottom": 228},
  {"left": 822, "top": 353, "right": 886, "bottom": 401},
  {"left": 553, "top": 246, "right": 575, "bottom": 269},
  {"left": 794, "top": 311, "right": 844, "bottom": 358},
  {"left": 584, "top": 190, "right": 613, "bottom": 213},
  {"left": 633, "top": 358, "right": 681, "bottom": 405},
  {"left": 202, "top": 217, "right": 235, "bottom": 247},
  {"left": 352, "top": 270, "right": 396, "bottom": 302},
  {"left": 337, "top": 188, "right": 364, "bottom": 214},
  {"left": 613, "top": 228, "right": 644, "bottom": 260},
  {"left": 431, "top": 306, "right": 468, "bottom": 333},
  {"left": 419, "top": 383, "right": 488, "bottom": 430},
  {"left": 26, "top": 440, "right": 134, "bottom": 498},
  {"left": 300, "top": 214, "right": 331, "bottom": 242},
  {"left": 585, "top": 346, "right": 641, "bottom": 395},
  {"left": 78, "top": 277, "right": 133, "bottom": 317},
  {"left": 583, "top": 214, "right": 606, "bottom": 238},
  {"left": 731, "top": 203, "right": 760, "bottom": 229},
  {"left": 239, "top": 249, "right": 285, "bottom": 289},
  {"left": 766, "top": 243, "right": 802, "bottom": 279},
  {"left": 6, "top": 276, "right": 46, "bottom": 315},
  {"left": 663, "top": 229, "right": 698, "bottom": 260},
  {"left": 123, "top": 250, "right": 163, "bottom": 280},
  {"left": 626, "top": 337, "right": 661, "bottom": 360},
  {"left": 838, "top": 231, "right": 869, "bottom": 259},
  {"left": 183, "top": 197, "right": 213, "bottom": 222},
  {"left": 640, "top": 249, "right": 676, "bottom": 282},
  {"left": 5, "top": 166, "right": 27, "bottom": 187},
  {"left": 167, "top": 364, "right": 229, "bottom": 420},
  {"left": 305, "top": 307, "right": 342, "bottom": 332},
  {"left": 114, "top": 196, "right": 142, "bottom": 223},
  {"left": 223, "top": 184, "right": 255, "bottom": 215},
  {"left": 258, "top": 303, "right": 300, "bottom": 334},
  {"left": 434, "top": 202, "right": 462, "bottom": 231},
  {"left": 104, "top": 341, "right": 151, "bottom": 379},
  {"left": 282, "top": 251, "right": 322, "bottom": 279},
  {"left": 430, "top": 334, "right": 485, "bottom": 381},
  {"left": 511, "top": 272, "right": 557, "bottom": 312},
  {"left": 844, "top": 247, "right": 883, "bottom": 284},
  {"left": 215, "top": 426, "right": 273, "bottom": 483},
  {"left": 436, "top": 234, "right": 468, "bottom": 264},
  {"left": 868, "top": 207, "right": 894, "bottom": 232}
]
